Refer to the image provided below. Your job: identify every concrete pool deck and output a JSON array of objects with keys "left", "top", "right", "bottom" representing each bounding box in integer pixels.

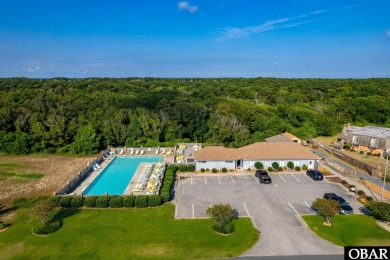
[{"left": 71, "top": 154, "right": 166, "bottom": 196}]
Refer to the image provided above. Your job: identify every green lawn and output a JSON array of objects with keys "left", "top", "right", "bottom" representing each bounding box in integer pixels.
[
  {"left": 303, "top": 214, "right": 390, "bottom": 246},
  {"left": 0, "top": 204, "right": 259, "bottom": 259}
]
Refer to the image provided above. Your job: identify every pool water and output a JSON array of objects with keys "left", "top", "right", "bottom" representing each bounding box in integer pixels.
[{"left": 83, "top": 156, "right": 163, "bottom": 195}]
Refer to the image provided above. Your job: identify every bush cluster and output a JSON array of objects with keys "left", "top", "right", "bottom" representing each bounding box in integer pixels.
[
  {"left": 135, "top": 195, "right": 148, "bottom": 208},
  {"left": 201, "top": 168, "right": 205, "bottom": 172},
  {"left": 71, "top": 196, "right": 84, "bottom": 208},
  {"left": 148, "top": 195, "right": 162, "bottom": 207},
  {"left": 254, "top": 162, "right": 263, "bottom": 169},
  {"left": 287, "top": 161, "right": 294, "bottom": 169},
  {"left": 95, "top": 196, "right": 110, "bottom": 208},
  {"left": 109, "top": 196, "right": 123, "bottom": 208},
  {"left": 222, "top": 167, "right": 227, "bottom": 173},
  {"left": 367, "top": 202, "right": 390, "bottom": 222},
  {"left": 212, "top": 223, "right": 235, "bottom": 234},
  {"left": 302, "top": 164, "right": 308, "bottom": 170},
  {"left": 295, "top": 166, "right": 301, "bottom": 171},
  {"left": 272, "top": 162, "right": 279, "bottom": 170},
  {"left": 212, "top": 168, "right": 217, "bottom": 173},
  {"left": 160, "top": 164, "right": 178, "bottom": 202},
  {"left": 268, "top": 167, "right": 273, "bottom": 172},
  {"left": 123, "top": 196, "right": 136, "bottom": 208},
  {"left": 179, "top": 164, "right": 187, "bottom": 172},
  {"left": 187, "top": 164, "right": 195, "bottom": 172},
  {"left": 32, "top": 220, "right": 62, "bottom": 235}
]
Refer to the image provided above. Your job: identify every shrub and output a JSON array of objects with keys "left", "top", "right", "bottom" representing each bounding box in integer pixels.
[
  {"left": 341, "top": 180, "right": 348, "bottom": 184},
  {"left": 246, "top": 168, "right": 251, "bottom": 171},
  {"left": 212, "top": 168, "right": 217, "bottom": 173},
  {"left": 83, "top": 196, "right": 97, "bottom": 208},
  {"left": 206, "top": 168, "right": 210, "bottom": 171},
  {"left": 349, "top": 184, "right": 356, "bottom": 188},
  {"left": 187, "top": 164, "right": 195, "bottom": 172},
  {"left": 212, "top": 222, "right": 235, "bottom": 234},
  {"left": 179, "top": 164, "right": 187, "bottom": 172},
  {"left": 302, "top": 164, "right": 308, "bottom": 170},
  {"left": 287, "top": 161, "right": 294, "bottom": 169},
  {"left": 167, "top": 164, "right": 178, "bottom": 172},
  {"left": 163, "top": 178, "right": 174, "bottom": 188},
  {"left": 367, "top": 196, "right": 374, "bottom": 201},
  {"left": 272, "top": 162, "right": 279, "bottom": 170},
  {"left": 95, "top": 196, "right": 110, "bottom": 208},
  {"left": 254, "top": 162, "right": 263, "bottom": 169},
  {"left": 366, "top": 202, "right": 390, "bottom": 221},
  {"left": 267, "top": 167, "right": 273, "bottom": 172},
  {"left": 123, "top": 196, "right": 135, "bottom": 208},
  {"left": 70, "top": 196, "right": 84, "bottom": 208},
  {"left": 283, "top": 166, "right": 287, "bottom": 170},
  {"left": 12, "top": 197, "right": 41, "bottom": 209},
  {"left": 357, "top": 190, "right": 365, "bottom": 195},
  {"left": 32, "top": 220, "right": 62, "bottom": 235},
  {"left": 59, "top": 196, "right": 72, "bottom": 208},
  {"left": 295, "top": 166, "right": 301, "bottom": 171},
  {"left": 376, "top": 153, "right": 381, "bottom": 157},
  {"left": 359, "top": 151, "right": 364, "bottom": 154},
  {"left": 165, "top": 169, "right": 174, "bottom": 176},
  {"left": 109, "top": 196, "right": 123, "bottom": 208},
  {"left": 52, "top": 196, "right": 62, "bottom": 207},
  {"left": 201, "top": 168, "right": 205, "bottom": 172},
  {"left": 148, "top": 195, "right": 162, "bottom": 207},
  {"left": 135, "top": 195, "right": 148, "bottom": 208},
  {"left": 278, "top": 167, "right": 283, "bottom": 172},
  {"left": 160, "top": 192, "right": 170, "bottom": 202},
  {"left": 222, "top": 167, "right": 227, "bottom": 173},
  {"left": 367, "top": 152, "right": 372, "bottom": 156},
  {"left": 343, "top": 143, "right": 351, "bottom": 150}
]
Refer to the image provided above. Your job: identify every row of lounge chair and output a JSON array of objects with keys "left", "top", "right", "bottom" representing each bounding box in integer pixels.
[
  {"left": 92, "top": 163, "right": 102, "bottom": 171},
  {"left": 132, "top": 164, "right": 155, "bottom": 192}
]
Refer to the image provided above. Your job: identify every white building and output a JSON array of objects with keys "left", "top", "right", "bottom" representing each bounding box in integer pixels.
[{"left": 194, "top": 142, "right": 320, "bottom": 170}]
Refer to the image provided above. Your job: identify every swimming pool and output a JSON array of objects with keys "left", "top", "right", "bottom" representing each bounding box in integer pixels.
[{"left": 83, "top": 156, "right": 163, "bottom": 195}]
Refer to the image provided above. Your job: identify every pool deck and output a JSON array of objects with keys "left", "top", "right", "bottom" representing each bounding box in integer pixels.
[{"left": 71, "top": 154, "right": 167, "bottom": 196}]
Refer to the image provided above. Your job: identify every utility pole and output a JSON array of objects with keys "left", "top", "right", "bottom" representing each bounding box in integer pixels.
[{"left": 382, "top": 155, "right": 389, "bottom": 202}]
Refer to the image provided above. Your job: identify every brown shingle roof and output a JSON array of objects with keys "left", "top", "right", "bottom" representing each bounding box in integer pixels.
[
  {"left": 194, "top": 142, "right": 320, "bottom": 161},
  {"left": 265, "top": 134, "right": 293, "bottom": 143},
  {"left": 282, "top": 132, "right": 300, "bottom": 141}
]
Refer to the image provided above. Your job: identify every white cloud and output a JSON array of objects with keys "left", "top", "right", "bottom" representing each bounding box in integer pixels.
[
  {"left": 313, "top": 10, "right": 327, "bottom": 15},
  {"left": 178, "top": 1, "right": 198, "bottom": 13},
  {"left": 386, "top": 30, "right": 390, "bottom": 38}
]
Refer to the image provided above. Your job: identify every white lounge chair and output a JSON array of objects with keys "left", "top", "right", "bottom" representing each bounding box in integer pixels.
[
  {"left": 130, "top": 149, "right": 134, "bottom": 155},
  {"left": 155, "top": 150, "right": 159, "bottom": 155},
  {"left": 92, "top": 165, "right": 98, "bottom": 171},
  {"left": 95, "top": 163, "right": 102, "bottom": 169},
  {"left": 119, "top": 149, "right": 124, "bottom": 155},
  {"left": 162, "top": 149, "right": 166, "bottom": 155},
  {"left": 140, "top": 150, "right": 145, "bottom": 155},
  {"left": 135, "top": 150, "right": 139, "bottom": 155}
]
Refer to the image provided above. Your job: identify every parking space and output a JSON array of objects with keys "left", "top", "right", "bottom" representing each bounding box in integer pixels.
[{"left": 174, "top": 173, "right": 351, "bottom": 256}]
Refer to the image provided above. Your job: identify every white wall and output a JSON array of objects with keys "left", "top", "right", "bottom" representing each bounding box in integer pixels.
[
  {"left": 243, "top": 159, "right": 318, "bottom": 169},
  {"left": 196, "top": 161, "right": 236, "bottom": 170}
]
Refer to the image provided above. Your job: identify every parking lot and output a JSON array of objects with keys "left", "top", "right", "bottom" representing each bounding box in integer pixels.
[{"left": 173, "top": 172, "right": 361, "bottom": 256}]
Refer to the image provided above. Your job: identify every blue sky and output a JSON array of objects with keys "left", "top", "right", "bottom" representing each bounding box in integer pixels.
[{"left": 1, "top": 0, "right": 389, "bottom": 78}]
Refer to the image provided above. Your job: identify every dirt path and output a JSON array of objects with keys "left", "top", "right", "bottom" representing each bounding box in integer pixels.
[{"left": 0, "top": 154, "right": 96, "bottom": 203}]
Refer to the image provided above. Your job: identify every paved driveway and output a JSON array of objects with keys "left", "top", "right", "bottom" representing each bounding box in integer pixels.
[{"left": 173, "top": 172, "right": 361, "bottom": 257}]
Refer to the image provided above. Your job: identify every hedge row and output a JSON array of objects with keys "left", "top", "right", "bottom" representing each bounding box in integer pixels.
[
  {"left": 52, "top": 194, "right": 162, "bottom": 208},
  {"left": 160, "top": 164, "right": 178, "bottom": 202}
]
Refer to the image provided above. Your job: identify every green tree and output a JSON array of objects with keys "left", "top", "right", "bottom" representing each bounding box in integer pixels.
[
  {"left": 69, "top": 124, "right": 100, "bottom": 155},
  {"left": 312, "top": 198, "right": 340, "bottom": 226},
  {"left": 254, "top": 162, "right": 263, "bottom": 169},
  {"left": 206, "top": 204, "right": 234, "bottom": 229},
  {"left": 366, "top": 202, "right": 390, "bottom": 222}
]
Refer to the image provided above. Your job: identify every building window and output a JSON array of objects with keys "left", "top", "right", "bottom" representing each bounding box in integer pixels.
[
  {"left": 225, "top": 161, "right": 233, "bottom": 163},
  {"left": 309, "top": 161, "right": 312, "bottom": 165},
  {"left": 352, "top": 135, "right": 360, "bottom": 144},
  {"left": 198, "top": 161, "right": 206, "bottom": 163},
  {"left": 370, "top": 139, "right": 378, "bottom": 148}
]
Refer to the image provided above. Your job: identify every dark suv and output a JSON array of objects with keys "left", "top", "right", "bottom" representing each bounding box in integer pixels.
[
  {"left": 323, "top": 193, "right": 354, "bottom": 214},
  {"left": 306, "top": 169, "right": 323, "bottom": 181},
  {"left": 255, "top": 170, "right": 272, "bottom": 184}
]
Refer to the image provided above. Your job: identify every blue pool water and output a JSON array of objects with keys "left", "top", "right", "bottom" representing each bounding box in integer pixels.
[{"left": 83, "top": 156, "right": 163, "bottom": 195}]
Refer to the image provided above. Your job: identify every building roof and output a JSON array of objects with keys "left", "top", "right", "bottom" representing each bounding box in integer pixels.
[
  {"left": 265, "top": 134, "right": 294, "bottom": 143},
  {"left": 282, "top": 132, "right": 300, "bottom": 141},
  {"left": 343, "top": 126, "right": 390, "bottom": 139},
  {"left": 194, "top": 142, "right": 320, "bottom": 161}
]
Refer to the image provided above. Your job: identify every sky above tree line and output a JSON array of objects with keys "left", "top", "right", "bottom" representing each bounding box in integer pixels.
[{"left": 1, "top": 0, "right": 389, "bottom": 78}]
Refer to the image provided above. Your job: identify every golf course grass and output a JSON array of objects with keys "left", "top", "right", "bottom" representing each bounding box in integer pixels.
[
  {"left": 0, "top": 204, "right": 259, "bottom": 259},
  {"left": 303, "top": 214, "right": 390, "bottom": 246}
]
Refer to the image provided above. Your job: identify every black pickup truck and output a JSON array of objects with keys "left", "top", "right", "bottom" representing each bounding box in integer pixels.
[{"left": 255, "top": 170, "right": 272, "bottom": 184}]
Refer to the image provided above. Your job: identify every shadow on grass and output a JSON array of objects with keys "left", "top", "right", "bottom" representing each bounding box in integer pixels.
[{"left": 53, "top": 208, "right": 81, "bottom": 222}]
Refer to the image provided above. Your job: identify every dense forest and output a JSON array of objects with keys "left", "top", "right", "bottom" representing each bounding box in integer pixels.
[{"left": 0, "top": 77, "right": 389, "bottom": 155}]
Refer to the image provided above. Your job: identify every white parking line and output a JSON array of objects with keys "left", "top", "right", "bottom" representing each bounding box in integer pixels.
[
  {"left": 231, "top": 176, "right": 235, "bottom": 184},
  {"left": 192, "top": 204, "right": 195, "bottom": 219},
  {"left": 287, "top": 202, "right": 299, "bottom": 215},
  {"left": 253, "top": 175, "right": 259, "bottom": 183},
  {"left": 204, "top": 177, "right": 207, "bottom": 184},
  {"left": 217, "top": 176, "right": 221, "bottom": 184},
  {"left": 304, "top": 173, "right": 314, "bottom": 182},
  {"left": 279, "top": 175, "right": 286, "bottom": 182},
  {"left": 304, "top": 201, "right": 311, "bottom": 209},
  {"left": 243, "top": 203, "right": 251, "bottom": 217},
  {"left": 291, "top": 174, "right": 301, "bottom": 183}
]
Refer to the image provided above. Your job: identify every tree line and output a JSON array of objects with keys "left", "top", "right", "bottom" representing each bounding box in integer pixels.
[{"left": 0, "top": 77, "right": 389, "bottom": 155}]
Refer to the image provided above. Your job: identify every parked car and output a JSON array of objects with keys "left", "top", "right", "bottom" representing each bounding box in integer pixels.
[
  {"left": 306, "top": 169, "right": 323, "bottom": 181},
  {"left": 255, "top": 170, "right": 272, "bottom": 184},
  {"left": 323, "top": 193, "right": 354, "bottom": 214}
]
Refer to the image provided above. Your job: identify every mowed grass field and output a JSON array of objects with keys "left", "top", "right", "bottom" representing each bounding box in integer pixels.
[
  {"left": 0, "top": 204, "right": 259, "bottom": 259},
  {"left": 303, "top": 215, "right": 390, "bottom": 246}
]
